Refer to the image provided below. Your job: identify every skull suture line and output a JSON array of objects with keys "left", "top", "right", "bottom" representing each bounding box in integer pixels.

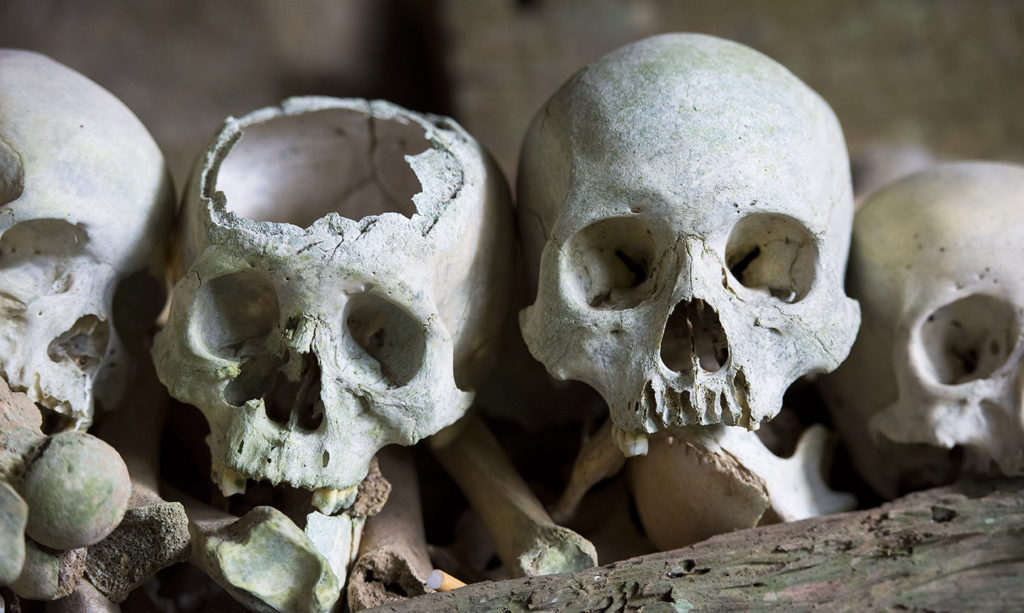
[
  {"left": 820, "top": 162, "right": 1024, "bottom": 498},
  {"left": 153, "top": 97, "right": 513, "bottom": 493},
  {"left": 0, "top": 50, "right": 174, "bottom": 427},
  {"left": 518, "top": 34, "right": 860, "bottom": 454}
]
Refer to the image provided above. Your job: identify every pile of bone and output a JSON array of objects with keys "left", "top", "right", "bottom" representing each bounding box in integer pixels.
[{"left": 2, "top": 33, "right": 1022, "bottom": 613}]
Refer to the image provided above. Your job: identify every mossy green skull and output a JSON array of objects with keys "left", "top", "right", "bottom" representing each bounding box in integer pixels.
[{"left": 154, "top": 98, "right": 512, "bottom": 493}]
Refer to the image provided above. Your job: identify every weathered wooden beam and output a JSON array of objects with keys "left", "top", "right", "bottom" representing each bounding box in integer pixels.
[{"left": 368, "top": 479, "right": 1024, "bottom": 612}]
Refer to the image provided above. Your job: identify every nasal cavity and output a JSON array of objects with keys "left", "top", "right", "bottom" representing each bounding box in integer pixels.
[
  {"left": 660, "top": 299, "right": 729, "bottom": 373},
  {"left": 262, "top": 352, "right": 325, "bottom": 432}
]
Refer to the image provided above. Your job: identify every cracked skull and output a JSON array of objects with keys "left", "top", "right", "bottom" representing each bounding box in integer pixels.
[
  {"left": 0, "top": 50, "right": 173, "bottom": 426},
  {"left": 153, "top": 97, "right": 513, "bottom": 493},
  {"left": 819, "top": 161, "right": 1024, "bottom": 497},
  {"left": 518, "top": 34, "right": 860, "bottom": 454}
]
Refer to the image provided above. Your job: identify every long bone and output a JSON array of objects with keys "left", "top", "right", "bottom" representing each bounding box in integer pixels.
[
  {"left": 430, "top": 415, "right": 597, "bottom": 577},
  {"left": 549, "top": 419, "right": 624, "bottom": 524},
  {"left": 347, "top": 447, "right": 433, "bottom": 611},
  {"left": 178, "top": 489, "right": 340, "bottom": 613}
]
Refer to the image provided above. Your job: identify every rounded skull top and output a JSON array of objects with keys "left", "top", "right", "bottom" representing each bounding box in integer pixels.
[
  {"left": 517, "top": 33, "right": 860, "bottom": 454},
  {"left": 153, "top": 97, "right": 513, "bottom": 493},
  {"left": 0, "top": 50, "right": 174, "bottom": 426},
  {"left": 820, "top": 161, "right": 1024, "bottom": 498}
]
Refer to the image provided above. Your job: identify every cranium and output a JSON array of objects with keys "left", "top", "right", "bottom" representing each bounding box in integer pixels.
[
  {"left": 0, "top": 50, "right": 174, "bottom": 426},
  {"left": 819, "top": 161, "right": 1024, "bottom": 497},
  {"left": 153, "top": 97, "right": 513, "bottom": 493},
  {"left": 518, "top": 33, "right": 860, "bottom": 454}
]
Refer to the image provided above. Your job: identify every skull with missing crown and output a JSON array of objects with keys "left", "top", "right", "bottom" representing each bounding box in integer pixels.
[
  {"left": 518, "top": 34, "right": 860, "bottom": 454},
  {"left": 153, "top": 97, "right": 512, "bottom": 493}
]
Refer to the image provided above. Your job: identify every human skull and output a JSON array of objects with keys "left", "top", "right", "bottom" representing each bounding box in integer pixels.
[
  {"left": 0, "top": 50, "right": 173, "bottom": 426},
  {"left": 153, "top": 97, "right": 513, "bottom": 493},
  {"left": 819, "top": 161, "right": 1024, "bottom": 497},
  {"left": 518, "top": 34, "right": 859, "bottom": 454}
]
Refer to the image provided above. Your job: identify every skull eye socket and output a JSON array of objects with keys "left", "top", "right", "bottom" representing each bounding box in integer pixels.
[
  {"left": 567, "top": 217, "right": 659, "bottom": 310},
  {"left": 725, "top": 213, "right": 817, "bottom": 303},
  {"left": 346, "top": 294, "right": 425, "bottom": 387},
  {"left": 919, "top": 294, "right": 1017, "bottom": 385},
  {"left": 0, "top": 219, "right": 87, "bottom": 301},
  {"left": 193, "top": 271, "right": 280, "bottom": 356}
]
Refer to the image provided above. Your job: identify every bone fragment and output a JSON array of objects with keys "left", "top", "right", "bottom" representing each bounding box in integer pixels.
[
  {"left": 347, "top": 447, "right": 432, "bottom": 611},
  {"left": 630, "top": 424, "right": 855, "bottom": 550},
  {"left": 0, "top": 482, "right": 28, "bottom": 586},
  {"left": 84, "top": 503, "right": 189, "bottom": 603},
  {"left": 44, "top": 580, "right": 119, "bottom": 613},
  {"left": 304, "top": 454, "right": 390, "bottom": 592},
  {"left": 182, "top": 493, "right": 340, "bottom": 613},
  {"left": 550, "top": 419, "right": 625, "bottom": 524},
  {"left": 9, "top": 540, "right": 86, "bottom": 601},
  {"left": 431, "top": 415, "right": 597, "bottom": 577},
  {"left": 304, "top": 512, "right": 363, "bottom": 596}
]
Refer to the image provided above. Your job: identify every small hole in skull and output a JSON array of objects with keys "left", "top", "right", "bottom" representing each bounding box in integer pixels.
[
  {"left": 726, "top": 213, "right": 817, "bottom": 303},
  {"left": 920, "top": 294, "right": 1017, "bottom": 385},
  {"left": 47, "top": 314, "right": 110, "bottom": 375},
  {"left": 346, "top": 294, "right": 426, "bottom": 387},
  {"left": 322, "top": 450, "right": 330, "bottom": 468},
  {"left": 660, "top": 299, "right": 729, "bottom": 373},
  {"left": 36, "top": 404, "right": 76, "bottom": 435},
  {"left": 568, "top": 216, "right": 659, "bottom": 310},
  {"left": 215, "top": 109, "right": 429, "bottom": 227}
]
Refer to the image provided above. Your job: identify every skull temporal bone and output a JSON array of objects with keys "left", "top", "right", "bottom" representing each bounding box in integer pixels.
[
  {"left": 518, "top": 34, "right": 859, "bottom": 452},
  {"left": 820, "top": 161, "right": 1024, "bottom": 497},
  {"left": 0, "top": 50, "right": 173, "bottom": 426},
  {"left": 153, "top": 97, "right": 513, "bottom": 492}
]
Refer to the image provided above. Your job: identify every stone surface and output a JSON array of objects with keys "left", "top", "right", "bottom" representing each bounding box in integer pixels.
[{"left": 439, "top": 0, "right": 1024, "bottom": 178}]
